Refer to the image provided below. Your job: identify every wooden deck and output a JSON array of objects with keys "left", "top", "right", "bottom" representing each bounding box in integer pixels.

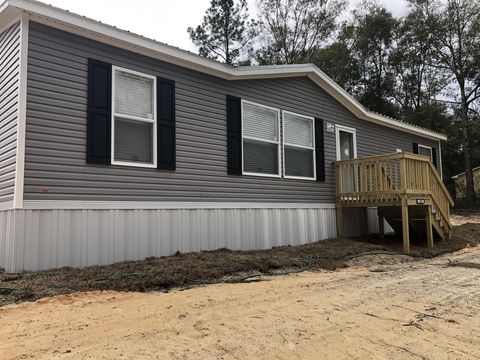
[{"left": 335, "top": 152, "right": 454, "bottom": 253}]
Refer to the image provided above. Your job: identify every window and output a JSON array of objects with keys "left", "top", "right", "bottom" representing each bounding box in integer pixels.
[
  {"left": 242, "top": 100, "right": 280, "bottom": 177},
  {"left": 418, "top": 144, "right": 433, "bottom": 161},
  {"left": 239, "top": 100, "right": 320, "bottom": 180},
  {"left": 112, "top": 66, "right": 157, "bottom": 168},
  {"left": 283, "top": 111, "right": 315, "bottom": 179}
]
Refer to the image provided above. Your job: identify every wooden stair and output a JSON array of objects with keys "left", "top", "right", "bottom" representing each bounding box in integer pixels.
[{"left": 336, "top": 152, "right": 455, "bottom": 253}]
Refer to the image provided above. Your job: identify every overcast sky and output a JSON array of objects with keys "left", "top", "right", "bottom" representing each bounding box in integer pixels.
[{"left": 44, "top": 0, "right": 409, "bottom": 52}]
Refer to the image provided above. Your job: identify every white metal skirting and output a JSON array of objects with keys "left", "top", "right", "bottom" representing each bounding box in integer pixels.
[
  {"left": 0, "top": 207, "right": 340, "bottom": 272},
  {"left": 0, "top": 206, "right": 394, "bottom": 273},
  {"left": 0, "top": 210, "right": 17, "bottom": 272}
]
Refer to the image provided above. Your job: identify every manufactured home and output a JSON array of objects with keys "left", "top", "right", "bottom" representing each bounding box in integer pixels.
[{"left": 0, "top": 0, "right": 453, "bottom": 272}]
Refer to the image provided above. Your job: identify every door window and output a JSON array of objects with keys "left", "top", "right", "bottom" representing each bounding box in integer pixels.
[
  {"left": 339, "top": 131, "right": 354, "bottom": 160},
  {"left": 336, "top": 126, "right": 357, "bottom": 161}
]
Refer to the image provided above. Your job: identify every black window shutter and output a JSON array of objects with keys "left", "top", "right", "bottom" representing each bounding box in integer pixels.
[
  {"left": 157, "top": 78, "right": 176, "bottom": 170},
  {"left": 412, "top": 142, "right": 419, "bottom": 154},
  {"left": 226, "top": 95, "right": 242, "bottom": 175},
  {"left": 87, "top": 59, "right": 112, "bottom": 164},
  {"left": 315, "top": 118, "right": 325, "bottom": 182},
  {"left": 432, "top": 147, "right": 438, "bottom": 168}
]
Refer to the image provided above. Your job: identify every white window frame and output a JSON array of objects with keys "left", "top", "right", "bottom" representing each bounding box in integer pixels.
[
  {"left": 241, "top": 99, "right": 281, "bottom": 178},
  {"left": 418, "top": 144, "right": 433, "bottom": 162},
  {"left": 335, "top": 125, "right": 357, "bottom": 161},
  {"left": 282, "top": 110, "right": 316, "bottom": 181},
  {"left": 111, "top": 65, "right": 157, "bottom": 168}
]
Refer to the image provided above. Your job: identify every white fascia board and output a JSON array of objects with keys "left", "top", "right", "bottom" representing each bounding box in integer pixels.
[
  {"left": 234, "top": 65, "right": 311, "bottom": 79},
  {"left": 5, "top": 0, "right": 447, "bottom": 141}
]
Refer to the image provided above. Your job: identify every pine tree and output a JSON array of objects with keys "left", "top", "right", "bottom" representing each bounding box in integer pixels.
[{"left": 188, "top": 0, "right": 256, "bottom": 65}]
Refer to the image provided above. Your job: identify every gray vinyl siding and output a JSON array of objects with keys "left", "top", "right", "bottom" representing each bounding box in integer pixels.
[
  {"left": 0, "top": 22, "right": 20, "bottom": 204},
  {"left": 24, "top": 22, "right": 440, "bottom": 203}
]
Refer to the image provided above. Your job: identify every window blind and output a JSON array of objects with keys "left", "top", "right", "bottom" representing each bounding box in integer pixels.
[
  {"left": 115, "top": 70, "right": 154, "bottom": 119},
  {"left": 114, "top": 117, "right": 153, "bottom": 163},
  {"left": 283, "top": 112, "right": 315, "bottom": 178},
  {"left": 242, "top": 101, "right": 279, "bottom": 176},
  {"left": 284, "top": 112, "right": 313, "bottom": 147},
  {"left": 284, "top": 146, "right": 314, "bottom": 178},
  {"left": 242, "top": 101, "right": 278, "bottom": 141},
  {"left": 243, "top": 139, "right": 278, "bottom": 175}
]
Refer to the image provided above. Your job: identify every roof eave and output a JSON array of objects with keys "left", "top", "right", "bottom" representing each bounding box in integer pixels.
[
  {"left": 5, "top": 0, "right": 447, "bottom": 142},
  {"left": 8, "top": 0, "right": 236, "bottom": 78}
]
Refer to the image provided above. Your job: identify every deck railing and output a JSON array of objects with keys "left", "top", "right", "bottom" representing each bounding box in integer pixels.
[{"left": 336, "top": 152, "right": 454, "bottom": 228}]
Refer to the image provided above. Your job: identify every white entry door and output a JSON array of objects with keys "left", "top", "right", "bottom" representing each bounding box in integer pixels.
[
  {"left": 336, "top": 125, "right": 358, "bottom": 193},
  {"left": 336, "top": 125, "right": 357, "bottom": 161}
]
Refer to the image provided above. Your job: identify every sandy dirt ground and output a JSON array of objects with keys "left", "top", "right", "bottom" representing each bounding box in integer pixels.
[
  {"left": 1, "top": 245, "right": 479, "bottom": 360},
  {"left": 451, "top": 211, "right": 480, "bottom": 226}
]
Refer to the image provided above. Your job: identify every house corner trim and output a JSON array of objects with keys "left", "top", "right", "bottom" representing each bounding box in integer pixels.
[{"left": 13, "top": 14, "right": 29, "bottom": 209}]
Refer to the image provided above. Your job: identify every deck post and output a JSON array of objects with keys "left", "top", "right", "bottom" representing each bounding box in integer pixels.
[
  {"left": 336, "top": 204, "right": 344, "bottom": 239},
  {"left": 401, "top": 197, "right": 410, "bottom": 253},
  {"left": 426, "top": 206, "right": 434, "bottom": 249},
  {"left": 378, "top": 208, "right": 385, "bottom": 240}
]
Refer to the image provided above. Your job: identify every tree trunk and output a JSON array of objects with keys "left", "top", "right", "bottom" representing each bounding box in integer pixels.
[{"left": 460, "top": 97, "right": 476, "bottom": 207}]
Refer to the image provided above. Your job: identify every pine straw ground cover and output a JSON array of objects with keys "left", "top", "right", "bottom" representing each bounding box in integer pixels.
[{"left": 1, "top": 220, "right": 479, "bottom": 307}]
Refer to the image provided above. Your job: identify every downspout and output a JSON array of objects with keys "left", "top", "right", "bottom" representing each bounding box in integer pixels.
[{"left": 438, "top": 140, "right": 443, "bottom": 180}]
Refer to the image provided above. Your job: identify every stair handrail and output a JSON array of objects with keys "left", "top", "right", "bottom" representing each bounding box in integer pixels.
[
  {"left": 397, "top": 153, "right": 454, "bottom": 202},
  {"left": 426, "top": 161, "right": 454, "bottom": 229},
  {"left": 426, "top": 161, "right": 454, "bottom": 206}
]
